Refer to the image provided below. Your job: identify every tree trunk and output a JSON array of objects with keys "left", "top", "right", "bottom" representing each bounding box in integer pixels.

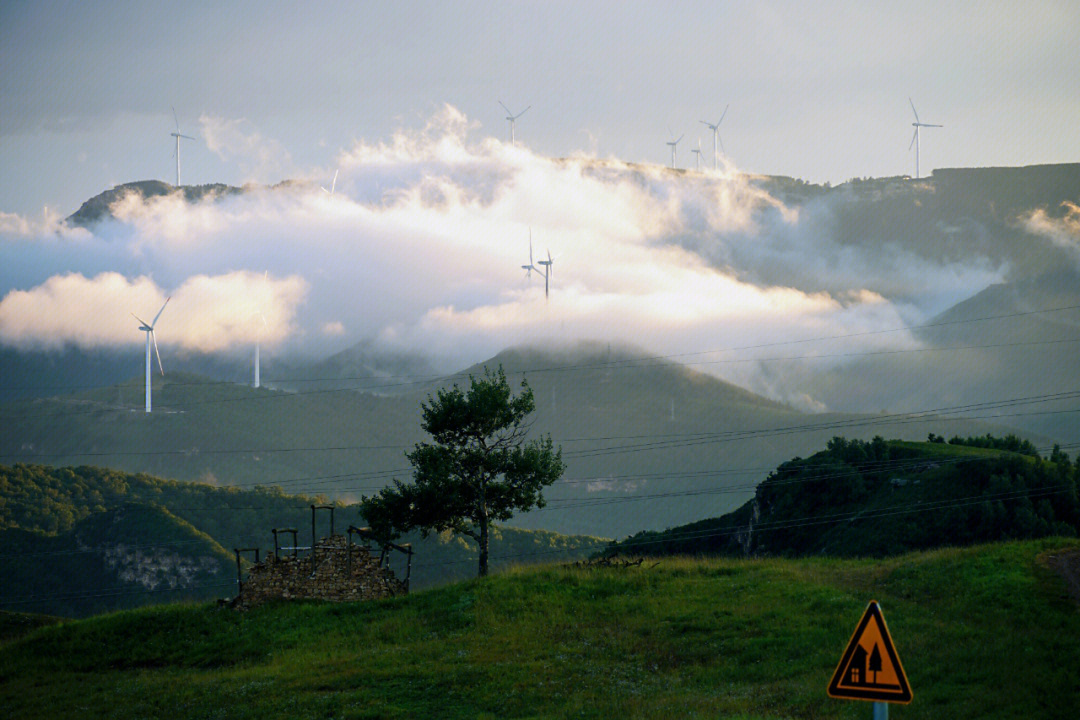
[{"left": 478, "top": 509, "right": 489, "bottom": 577}]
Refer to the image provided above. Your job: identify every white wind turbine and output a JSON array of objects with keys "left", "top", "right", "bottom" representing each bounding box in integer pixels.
[
  {"left": 666, "top": 132, "right": 684, "bottom": 169},
  {"left": 691, "top": 139, "right": 704, "bottom": 170},
  {"left": 321, "top": 169, "right": 338, "bottom": 195},
  {"left": 521, "top": 229, "right": 555, "bottom": 299},
  {"left": 499, "top": 101, "right": 530, "bottom": 146},
  {"left": 254, "top": 271, "right": 268, "bottom": 389},
  {"left": 170, "top": 107, "right": 196, "bottom": 187},
  {"left": 700, "top": 105, "right": 728, "bottom": 170},
  {"left": 132, "top": 297, "right": 170, "bottom": 413},
  {"left": 908, "top": 98, "right": 942, "bottom": 179}
]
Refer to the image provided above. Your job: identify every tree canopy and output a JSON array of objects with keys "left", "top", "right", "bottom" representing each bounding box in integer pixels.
[{"left": 361, "top": 367, "right": 564, "bottom": 576}]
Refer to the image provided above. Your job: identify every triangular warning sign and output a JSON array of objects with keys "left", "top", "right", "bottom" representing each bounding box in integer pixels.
[{"left": 827, "top": 600, "right": 912, "bottom": 704}]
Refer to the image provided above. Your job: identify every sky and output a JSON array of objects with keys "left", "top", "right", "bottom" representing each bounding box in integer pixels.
[
  {"left": 0, "top": 1, "right": 1078, "bottom": 409},
  {"left": 2, "top": 1, "right": 1078, "bottom": 217}
]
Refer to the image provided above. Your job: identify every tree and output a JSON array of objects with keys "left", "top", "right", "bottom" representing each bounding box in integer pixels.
[
  {"left": 868, "top": 643, "right": 883, "bottom": 684},
  {"left": 360, "top": 367, "right": 565, "bottom": 577}
]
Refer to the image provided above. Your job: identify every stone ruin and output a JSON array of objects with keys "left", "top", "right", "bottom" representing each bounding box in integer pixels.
[{"left": 232, "top": 513, "right": 412, "bottom": 609}]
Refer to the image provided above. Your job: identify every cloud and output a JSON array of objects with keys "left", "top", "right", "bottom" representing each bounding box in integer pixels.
[
  {"left": 199, "top": 114, "right": 295, "bottom": 183},
  {"left": 1023, "top": 201, "right": 1080, "bottom": 270},
  {"left": 321, "top": 321, "right": 345, "bottom": 336},
  {"left": 0, "top": 271, "right": 307, "bottom": 352},
  {"left": 0, "top": 207, "right": 90, "bottom": 240}
]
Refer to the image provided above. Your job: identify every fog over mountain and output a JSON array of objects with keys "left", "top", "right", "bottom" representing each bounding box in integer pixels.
[{"left": 3, "top": 108, "right": 1076, "bottom": 416}]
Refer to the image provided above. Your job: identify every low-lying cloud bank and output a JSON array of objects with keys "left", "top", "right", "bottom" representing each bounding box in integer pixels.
[
  {"left": 3, "top": 104, "right": 1059, "bottom": 405},
  {"left": 0, "top": 271, "right": 306, "bottom": 352}
]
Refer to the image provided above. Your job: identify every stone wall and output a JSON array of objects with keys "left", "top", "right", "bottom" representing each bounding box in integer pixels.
[{"left": 236, "top": 534, "right": 406, "bottom": 608}]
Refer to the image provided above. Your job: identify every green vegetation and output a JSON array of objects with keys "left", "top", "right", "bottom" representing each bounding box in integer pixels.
[
  {"left": 0, "top": 610, "right": 60, "bottom": 645},
  {"left": 0, "top": 464, "right": 605, "bottom": 617},
  {"left": 363, "top": 367, "right": 565, "bottom": 576},
  {"left": 609, "top": 437, "right": 1080, "bottom": 559},
  {"left": 0, "top": 538, "right": 1077, "bottom": 718}
]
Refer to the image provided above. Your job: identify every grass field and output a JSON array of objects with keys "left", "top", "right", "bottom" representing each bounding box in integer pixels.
[{"left": 2, "top": 537, "right": 1078, "bottom": 719}]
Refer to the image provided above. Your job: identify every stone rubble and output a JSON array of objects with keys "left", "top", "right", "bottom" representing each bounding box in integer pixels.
[{"left": 235, "top": 534, "right": 406, "bottom": 609}]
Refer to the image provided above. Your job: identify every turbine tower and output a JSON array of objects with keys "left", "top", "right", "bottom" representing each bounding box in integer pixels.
[
  {"left": 699, "top": 105, "right": 728, "bottom": 170},
  {"left": 666, "top": 133, "right": 683, "bottom": 169},
  {"left": 170, "top": 107, "right": 196, "bottom": 186},
  {"left": 537, "top": 248, "right": 554, "bottom": 299},
  {"left": 132, "top": 297, "right": 170, "bottom": 413},
  {"left": 908, "top": 98, "right": 942, "bottom": 179},
  {"left": 254, "top": 271, "right": 268, "bottom": 389},
  {"left": 499, "top": 101, "right": 530, "bottom": 146}
]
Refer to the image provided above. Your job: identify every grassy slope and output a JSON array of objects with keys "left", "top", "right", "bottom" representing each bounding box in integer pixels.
[{"left": 1, "top": 538, "right": 1077, "bottom": 719}]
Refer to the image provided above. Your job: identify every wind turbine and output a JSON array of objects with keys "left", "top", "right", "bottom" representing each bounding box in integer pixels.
[
  {"left": 499, "top": 101, "right": 530, "bottom": 146},
  {"left": 908, "top": 98, "right": 942, "bottom": 179},
  {"left": 170, "top": 107, "right": 196, "bottom": 187},
  {"left": 132, "top": 297, "right": 170, "bottom": 413},
  {"left": 699, "top": 105, "right": 728, "bottom": 170},
  {"left": 321, "top": 169, "right": 338, "bottom": 195},
  {"left": 691, "top": 139, "right": 704, "bottom": 170},
  {"left": 521, "top": 230, "right": 555, "bottom": 299},
  {"left": 666, "top": 133, "right": 683, "bottom": 169}
]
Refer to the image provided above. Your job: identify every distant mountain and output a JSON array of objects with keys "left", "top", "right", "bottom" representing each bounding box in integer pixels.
[
  {"left": 267, "top": 338, "right": 440, "bottom": 395},
  {"left": 0, "top": 343, "right": 1042, "bottom": 539},
  {"left": 608, "top": 436, "right": 1080, "bottom": 558},
  {"left": 804, "top": 268, "right": 1080, "bottom": 444},
  {"left": 65, "top": 180, "right": 243, "bottom": 229}
]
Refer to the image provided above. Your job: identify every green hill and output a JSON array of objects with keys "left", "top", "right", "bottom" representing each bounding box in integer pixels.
[
  {"left": 0, "top": 464, "right": 606, "bottom": 617},
  {"left": 0, "top": 538, "right": 1077, "bottom": 718},
  {"left": 0, "top": 344, "right": 1041, "bottom": 539},
  {"left": 0, "top": 503, "right": 235, "bottom": 618},
  {"left": 608, "top": 436, "right": 1080, "bottom": 559}
]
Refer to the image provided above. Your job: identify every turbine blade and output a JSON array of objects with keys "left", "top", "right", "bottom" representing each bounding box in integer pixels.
[
  {"left": 331, "top": 169, "right": 338, "bottom": 194},
  {"left": 676, "top": 135, "right": 683, "bottom": 144},
  {"left": 909, "top": 97, "right": 919, "bottom": 123},
  {"left": 172, "top": 106, "right": 179, "bottom": 131},
  {"left": 499, "top": 100, "right": 512, "bottom": 115},
  {"left": 151, "top": 296, "right": 171, "bottom": 327},
  {"left": 718, "top": 104, "right": 729, "bottom": 124},
  {"left": 131, "top": 312, "right": 149, "bottom": 327},
  {"left": 718, "top": 135, "right": 725, "bottom": 154},
  {"left": 152, "top": 331, "right": 164, "bottom": 376},
  {"left": 517, "top": 106, "right": 531, "bottom": 118},
  {"left": 909, "top": 128, "right": 918, "bottom": 151}
]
